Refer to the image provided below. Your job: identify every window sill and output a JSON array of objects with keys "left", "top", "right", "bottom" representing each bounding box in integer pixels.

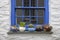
[{"left": 7, "top": 31, "right": 53, "bottom": 35}]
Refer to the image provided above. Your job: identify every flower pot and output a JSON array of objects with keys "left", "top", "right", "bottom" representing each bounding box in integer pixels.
[
  {"left": 43, "top": 25, "right": 52, "bottom": 32},
  {"left": 35, "top": 25, "right": 43, "bottom": 31},
  {"left": 10, "top": 26, "right": 19, "bottom": 32},
  {"left": 19, "top": 27, "right": 25, "bottom": 32},
  {"left": 28, "top": 28, "right": 35, "bottom": 32}
]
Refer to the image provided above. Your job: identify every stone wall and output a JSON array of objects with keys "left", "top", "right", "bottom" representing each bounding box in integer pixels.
[{"left": 0, "top": 0, "right": 60, "bottom": 40}]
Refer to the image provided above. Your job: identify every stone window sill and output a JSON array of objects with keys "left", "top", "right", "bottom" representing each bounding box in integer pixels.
[{"left": 7, "top": 31, "right": 53, "bottom": 34}]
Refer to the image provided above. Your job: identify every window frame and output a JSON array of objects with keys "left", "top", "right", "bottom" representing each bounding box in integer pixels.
[{"left": 11, "top": 0, "right": 49, "bottom": 26}]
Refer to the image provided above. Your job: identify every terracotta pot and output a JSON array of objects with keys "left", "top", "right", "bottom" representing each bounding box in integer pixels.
[{"left": 44, "top": 25, "right": 52, "bottom": 32}]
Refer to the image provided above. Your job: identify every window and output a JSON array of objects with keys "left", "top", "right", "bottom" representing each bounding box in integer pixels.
[
  {"left": 24, "top": 0, "right": 29, "bottom": 7},
  {"left": 11, "top": 0, "right": 49, "bottom": 26}
]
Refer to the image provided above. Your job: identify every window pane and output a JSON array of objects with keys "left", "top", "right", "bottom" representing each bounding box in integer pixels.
[
  {"left": 17, "top": 18, "right": 22, "bottom": 24},
  {"left": 23, "top": 17, "right": 30, "bottom": 24},
  {"left": 38, "top": 17, "right": 44, "bottom": 24},
  {"left": 16, "top": 9, "right": 22, "bottom": 16},
  {"left": 24, "top": 9, "right": 29, "bottom": 16},
  {"left": 31, "top": 9, "right": 36, "bottom": 16},
  {"left": 24, "top": 0, "right": 29, "bottom": 7},
  {"left": 38, "top": 0, "right": 44, "bottom": 7},
  {"left": 31, "top": 17, "right": 37, "bottom": 24},
  {"left": 31, "top": 0, "right": 36, "bottom": 6},
  {"left": 38, "top": 9, "right": 44, "bottom": 16},
  {"left": 16, "top": 0, "right": 22, "bottom": 6}
]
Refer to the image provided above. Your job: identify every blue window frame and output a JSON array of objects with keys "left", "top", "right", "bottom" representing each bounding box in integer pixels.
[{"left": 11, "top": 0, "right": 49, "bottom": 26}]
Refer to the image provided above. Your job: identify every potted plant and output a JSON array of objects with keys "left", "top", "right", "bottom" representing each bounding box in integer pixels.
[
  {"left": 35, "top": 25, "right": 43, "bottom": 31},
  {"left": 29, "top": 24, "right": 34, "bottom": 28},
  {"left": 19, "top": 22, "right": 26, "bottom": 32},
  {"left": 43, "top": 25, "right": 52, "bottom": 32},
  {"left": 28, "top": 24, "right": 35, "bottom": 32},
  {"left": 10, "top": 25, "right": 19, "bottom": 32}
]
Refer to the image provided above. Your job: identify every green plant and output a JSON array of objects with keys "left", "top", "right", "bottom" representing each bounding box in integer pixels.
[
  {"left": 20, "top": 22, "right": 26, "bottom": 27},
  {"left": 28, "top": 24, "right": 34, "bottom": 28}
]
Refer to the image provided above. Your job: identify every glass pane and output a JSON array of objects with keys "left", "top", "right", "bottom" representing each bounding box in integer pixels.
[
  {"left": 38, "top": 0, "right": 44, "bottom": 7},
  {"left": 23, "top": 17, "right": 30, "bottom": 24},
  {"left": 38, "top": 9, "right": 44, "bottom": 16},
  {"left": 24, "top": 0, "right": 29, "bottom": 7},
  {"left": 31, "top": 0, "right": 36, "bottom": 6},
  {"left": 38, "top": 17, "right": 44, "bottom": 24},
  {"left": 31, "top": 9, "right": 36, "bottom": 16},
  {"left": 16, "top": 0, "right": 22, "bottom": 6},
  {"left": 24, "top": 9, "right": 29, "bottom": 16},
  {"left": 31, "top": 17, "right": 37, "bottom": 24},
  {"left": 17, "top": 17, "right": 22, "bottom": 24},
  {"left": 16, "top": 9, "right": 22, "bottom": 16}
]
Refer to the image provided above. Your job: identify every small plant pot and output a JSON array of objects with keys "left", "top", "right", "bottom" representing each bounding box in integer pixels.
[
  {"left": 10, "top": 27, "right": 18, "bottom": 32},
  {"left": 19, "top": 27, "right": 25, "bottom": 32},
  {"left": 28, "top": 28, "right": 35, "bottom": 32},
  {"left": 35, "top": 25, "right": 43, "bottom": 31},
  {"left": 43, "top": 25, "right": 52, "bottom": 32}
]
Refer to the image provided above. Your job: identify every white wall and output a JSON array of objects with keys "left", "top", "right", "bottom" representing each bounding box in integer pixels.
[{"left": 0, "top": 0, "right": 60, "bottom": 40}]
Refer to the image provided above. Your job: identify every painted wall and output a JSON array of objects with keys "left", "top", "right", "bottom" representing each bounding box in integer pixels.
[{"left": 0, "top": 0, "right": 60, "bottom": 40}]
